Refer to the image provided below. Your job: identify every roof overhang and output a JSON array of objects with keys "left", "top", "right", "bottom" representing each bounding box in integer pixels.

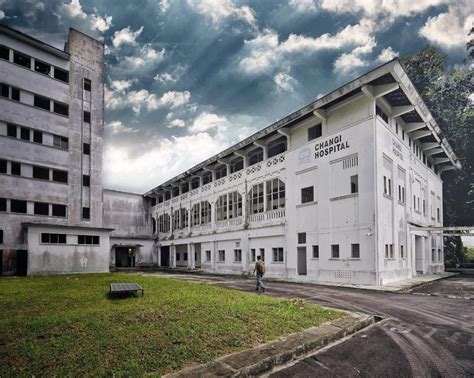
[{"left": 144, "top": 59, "right": 461, "bottom": 197}]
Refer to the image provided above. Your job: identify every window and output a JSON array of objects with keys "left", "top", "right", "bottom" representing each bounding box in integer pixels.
[
  {"left": 191, "top": 177, "right": 200, "bottom": 189},
  {"left": 13, "top": 51, "right": 31, "bottom": 69},
  {"left": 11, "top": 162, "right": 21, "bottom": 176},
  {"left": 172, "top": 187, "right": 179, "bottom": 198},
  {"left": 202, "top": 172, "right": 212, "bottom": 184},
  {"left": 350, "top": 175, "right": 358, "bottom": 194},
  {"left": 53, "top": 135, "right": 68, "bottom": 149},
  {"left": 376, "top": 105, "right": 388, "bottom": 123},
  {"left": 423, "top": 199, "right": 426, "bottom": 216},
  {"left": 0, "top": 45, "right": 9, "bottom": 60},
  {"left": 267, "top": 136, "right": 287, "bottom": 158},
  {"left": 402, "top": 130, "right": 405, "bottom": 140},
  {"left": 52, "top": 169, "right": 68, "bottom": 183},
  {"left": 1, "top": 83, "right": 8, "bottom": 98},
  {"left": 7, "top": 124, "right": 17, "bottom": 138},
  {"left": 234, "top": 249, "right": 242, "bottom": 262},
  {"left": 0, "top": 198, "right": 6, "bottom": 212},
  {"left": 312, "top": 245, "right": 319, "bottom": 259},
  {"left": 83, "top": 143, "right": 90, "bottom": 155},
  {"left": 249, "top": 182, "right": 264, "bottom": 214},
  {"left": 173, "top": 208, "right": 188, "bottom": 229},
  {"left": 83, "top": 175, "right": 90, "bottom": 187},
  {"left": 308, "top": 123, "right": 322, "bottom": 141},
  {"left": 82, "top": 207, "right": 90, "bottom": 220},
  {"left": 431, "top": 248, "right": 436, "bottom": 262},
  {"left": 385, "top": 244, "right": 394, "bottom": 259},
  {"left": 248, "top": 148, "right": 263, "bottom": 166},
  {"left": 34, "top": 95, "right": 50, "bottom": 111},
  {"left": 53, "top": 101, "right": 68, "bottom": 116},
  {"left": 33, "top": 130, "right": 43, "bottom": 144},
  {"left": 331, "top": 244, "right": 339, "bottom": 259},
  {"left": 438, "top": 249, "right": 442, "bottom": 262},
  {"left": 383, "top": 176, "right": 392, "bottom": 196},
  {"left": 351, "top": 244, "right": 360, "bottom": 258},
  {"left": 11, "top": 87, "right": 20, "bottom": 101},
  {"left": 176, "top": 253, "right": 180, "bottom": 261},
  {"left": 35, "top": 60, "right": 51, "bottom": 75},
  {"left": 78, "top": 235, "right": 99, "bottom": 245},
  {"left": 0, "top": 159, "right": 6, "bottom": 174},
  {"left": 83, "top": 78, "right": 91, "bottom": 91},
  {"left": 266, "top": 178, "right": 285, "bottom": 210},
  {"left": 400, "top": 245, "right": 405, "bottom": 259},
  {"left": 298, "top": 233, "right": 306, "bottom": 244},
  {"left": 398, "top": 185, "right": 405, "bottom": 203},
  {"left": 206, "top": 250, "right": 211, "bottom": 262},
  {"left": 20, "top": 127, "right": 30, "bottom": 141},
  {"left": 181, "top": 182, "right": 189, "bottom": 194},
  {"left": 0, "top": 229, "right": 2, "bottom": 244},
  {"left": 83, "top": 111, "right": 91, "bottom": 123},
  {"left": 41, "top": 233, "right": 66, "bottom": 244},
  {"left": 230, "top": 157, "right": 244, "bottom": 173},
  {"left": 272, "top": 247, "right": 284, "bottom": 262},
  {"left": 395, "top": 122, "right": 399, "bottom": 134},
  {"left": 437, "top": 208, "right": 440, "bottom": 222},
  {"left": 215, "top": 165, "right": 227, "bottom": 179},
  {"left": 301, "top": 186, "right": 314, "bottom": 204},
  {"left": 33, "top": 166, "right": 49, "bottom": 180},
  {"left": 218, "top": 250, "right": 225, "bottom": 262},
  {"left": 259, "top": 248, "right": 265, "bottom": 261},
  {"left": 158, "top": 213, "right": 171, "bottom": 232},
  {"left": 251, "top": 249, "right": 256, "bottom": 262},
  {"left": 54, "top": 67, "right": 69, "bottom": 83},
  {"left": 184, "top": 253, "right": 188, "bottom": 261},
  {"left": 52, "top": 204, "right": 66, "bottom": 217},
  {"left": 11, "top": 199, "right": 27, "bottom": 214},
  {"left": 34, "top": 202, "right": 49, "bottom": 215}
]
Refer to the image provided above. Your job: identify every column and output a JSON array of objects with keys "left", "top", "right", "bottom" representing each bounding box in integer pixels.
[
  {"left": 241, "top": 234, "right": 249, "bottom": 273},
  {"left": 188, "top": 243, "right": 195, "bottom": 269},
  {"left": 157, "top": 245, "right": 161, "bottom": 267},
  {"left": 212, "top": 240, "right": 217, "bottom": 272},
  {"left": 170, "top": 244, "right": 176, "bottom": 268}
]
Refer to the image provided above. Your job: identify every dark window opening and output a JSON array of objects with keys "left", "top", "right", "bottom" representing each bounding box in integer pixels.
[
  {"left": 34, "top": 95, "right": 50, "bottom": 111},
  {"left": 351, "top": 175, "right": 359, "bottom": 194},
  {"left": 0, "top": 45, "right": 9, "bottom": 60},
  {"left": 20, "top": 127, "right": 30, "bottom": 141},
  {"left": 53, "top": 135, "right": 68, "bottom": 150},
  {"left": 172, "top": 187, "right": 179, "bottom": 197},
  {"left": 0, "top": 198, "right": 6, "bottom": 212},
  {"left": 41, "top": 233, "right": 66, "bottom": 244},
  {"left": 351, "top": 243, "right": 360, "bottom": 258},
  {"left": 34, "top": 202, "right": 49, "bottom": 215},
  {"left": 83, "top": 175, "right": 90, "bottom": 187},
  {"left": 298, "top": 232, "right": 306, "bottom": 244},
  {"left": 13, "top": 51, "right": 31, "bottom": 69},
  {"left": 191, "top": 178, "right": 200, "bottom": 189},
  {"left": 7, "top": 124, "right": 17, "bottom": 138},
  {"left": 0, "top": 229, "right": 3, "bottom": 244},
  {"left": 33, "top": 130, "right": 43, "bottom": 144},
  {"left": 78, "top": 235, "right": 99, "bottom": 245},
  {"left": 0, "top": 159, "right": 6, "bottom": 174},
  {"left": 54, "top": 67, "right": 69, "bottom": 83},
  {"left": 52, "top": 204, "right": 66, "bottom": 217},
  {"left": 248, "top": 148, "right": 263, "bottom": 166},
  {"left": 202, "top": 172, "right": 212, "bottom": 184},
  {"left": 82, "top": 207, "right": 90, "bottom": 220},
  {"left": 83, "top": 143, "right": 90, "bottom": 155},
  {"left": 301, "top": 186, "right": 314, "bottom": 203},
  {"left": 151, "top": 197, "right": 157, "bottom": 207},
  {"left": 11, "top": 162, "right": 21, "bottom": 176},
  {"left": 83, "top": 111, "right": 91, "bottom": 123},
  {"left": 33, "top": 166, "right": 49, "bottom": 180},
  {"left": 53, "top": 101, "right": 68, "bottom": 116},
  {"left": 83, "top": 78, "right": 91, "bottom": 91},
  {"left": 11, "top": 199, "right": 27, "bottom": 214},
  {"left": 312, "top": 245, "right": 319, "bottom": 258},
  {"left": 331, "top": 244, "right": 340, "bottom": 259},
  {"left": 182, "top": 182, "right": 189, "bottom": 194},
  {"left": 11, "top": 87, "right": 20, "bottom": 101},
  {"left": 308, "top": 123, "right": 322, "bottom": 141},
  {"left": 230, "top": 157, "right": 244, "bottom": 173},
  {"left": 35, "top": 60, "right": 51, "bottom": 75},
  {"left": 52, "top": 169, "right": 68, "bottom": 183},
  {"left": 268, "top": 136, "right": 287, "bottom": 158},
  {"left": 165, "top": 191, "right": 171, "bottom": 200},
  {"left": 376, "top": 105, "right": 389, "bottom": 124},
  {"left": 1, "top": 83, "right": 9, "bottom": 98},
  {"left": 215, "top": 164, "right": 227, "bottom": 179}
]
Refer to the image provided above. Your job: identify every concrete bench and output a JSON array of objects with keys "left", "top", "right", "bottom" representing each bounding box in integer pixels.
[{"left": 110, "top": 283, "right": 144, "bottom": 297}]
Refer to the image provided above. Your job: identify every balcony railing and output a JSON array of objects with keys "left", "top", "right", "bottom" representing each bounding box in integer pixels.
[{"left": 248, "top": 209, "right": 285, "bottom": 223}]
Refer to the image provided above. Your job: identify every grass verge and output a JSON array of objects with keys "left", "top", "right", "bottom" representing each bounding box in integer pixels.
[{"left": 0, "top": 273, "right": 345, "bottom": 376}]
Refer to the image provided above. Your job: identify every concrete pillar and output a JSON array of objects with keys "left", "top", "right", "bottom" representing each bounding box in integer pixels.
[
  {"left": 212, "top": 240, "right": 217, "bottom": 271},
  {"left": 188, "top": 243, "right": 195, "bottom": 269},
  {"left": 157, "top": 245, "right": 161, "bottom": 267},
  {"left": 241, "top": 234, "right": 249, "bottom": 273},
  {"left": 170, "top": 244, "right": 176, "bottom": 268}
]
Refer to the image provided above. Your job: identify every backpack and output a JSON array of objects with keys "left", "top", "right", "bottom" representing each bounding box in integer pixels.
[{"left": 256, "top": 261, "right": 265, "bottom": 275}]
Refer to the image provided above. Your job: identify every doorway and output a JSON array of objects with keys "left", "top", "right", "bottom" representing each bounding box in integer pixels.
[
  {"left": 115, "top": 247, "right": 136, "bottom": 267},
  {"left": 195, "top": 243, "right": 201, "bottom": 268},
  {"left": 415, "top": 235, "right": 424, "bottom": 274},
  {"left": 161, "top": 246, "right": 170, "bottom": 267},
  {"left": 0, "top": 250, "right": 3, "bottom": 275},
  {"left": 297, "top": 246, "right": 307, "bottom": 275},
  {"left": 16, "top": 250, "right": 28, "bottom": 276}
]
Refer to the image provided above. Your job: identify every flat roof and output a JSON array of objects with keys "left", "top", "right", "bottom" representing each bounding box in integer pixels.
[
  {"left": 22, "top": 222, "right": 115, "bottom": 232},
  {"left": 143, "top": 59, "right": 459, "bottom": 196}
]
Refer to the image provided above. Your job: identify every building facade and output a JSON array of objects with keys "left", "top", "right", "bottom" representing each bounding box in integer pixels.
[{"left": 0, "top": 26, "right": 460, "bottom": 286}]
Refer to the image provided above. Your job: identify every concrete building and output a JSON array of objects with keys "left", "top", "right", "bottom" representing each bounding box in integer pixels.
[{"left": 0, "top": 25, "right": 461, "bottom": 286}]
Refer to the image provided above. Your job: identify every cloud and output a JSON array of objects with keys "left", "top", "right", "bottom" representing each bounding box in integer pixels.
[
  {"left": 274, "top": 72, "right": 297, "bottom": 92},
  {"left": 110, "top": 79, "right": 133, "bottom": 92},
  {"left": 0, "top": 10, "right": 4, "bottom": 20},
  {"left": 63, "top": 0, "right": 85, "bottom": 19},
  {"left": 124, "top": 45, "right": 166, "bottom": 68},
  {"left": 112, "top": 26, "right": 144, "bottom": 48},
  {"left": 167, "top": 119, "right": 186, "bottom": 128},
  {"left": 376, "top": 47, "right": 399, "bottom": 62},
  {"left": 106, "top": 120, "right": 139, "bottom": 134},
  {"left": 159, "top": 0, "right": 170, "bottom": 13},
  {"left": 188, "top": 0, "right": 256, "bottom": 27},
  {"left": 188, "top": 112, "right": 230, "bottom": 133},
  {"left": 333, "top": 38, "right": 376, "bottom": 74},
  {"left": 289, "top": 0, "right": 317, "bottom": 13},
  {"left": 419, "top": 2, "right": 473, "bottom": 49},
  {"left": 60, "top": 0, "right": 112, "bottom": 32},
  {"left": 91, "top": 13, "right": 112, "bottom": 32}
]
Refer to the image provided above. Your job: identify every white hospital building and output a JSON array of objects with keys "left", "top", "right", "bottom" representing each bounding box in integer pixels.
[{"left": 0, "top": 25, "right": 461, "bottom": 286}]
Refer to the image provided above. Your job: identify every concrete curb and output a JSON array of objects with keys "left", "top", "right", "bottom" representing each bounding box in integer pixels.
[{"left": 164, "top": 313, "right": 376, "bottom": 378}]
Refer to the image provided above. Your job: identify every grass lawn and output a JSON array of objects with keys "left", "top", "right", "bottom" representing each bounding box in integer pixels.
[{"left": 0, "top": 273, "right": 345, "bottom": 376}]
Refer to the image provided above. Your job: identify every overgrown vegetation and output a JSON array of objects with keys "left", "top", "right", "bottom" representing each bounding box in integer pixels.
[{"left": 0, "top": 274, "right": 344, "bottom": 376}]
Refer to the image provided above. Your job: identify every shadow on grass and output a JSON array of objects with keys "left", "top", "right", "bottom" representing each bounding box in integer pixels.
[{"left": 106, "top": 292, "right": 143, "bottom": 300}]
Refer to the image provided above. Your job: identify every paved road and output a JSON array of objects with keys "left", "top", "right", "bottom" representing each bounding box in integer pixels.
[{"left": 145, "top": 272, "right": 474, "bottom": 377}]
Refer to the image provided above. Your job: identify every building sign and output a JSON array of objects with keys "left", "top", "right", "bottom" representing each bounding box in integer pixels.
[
  {"left": 298, "top": 148, "right": 311, "bottom": 165},
  {"left": 314, "top": 135, "right": 350, "bottom": 159},
  {"left": 392, "top": 139, "right": 404, "bottom": 161}
]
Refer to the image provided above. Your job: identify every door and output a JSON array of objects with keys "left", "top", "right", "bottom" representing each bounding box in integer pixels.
[
  {"left": 0, "top": 250, "right": 3, "bottom": 275},
  {"left": 161, "top": 246, "right": 170, "bottom": 267},
  {"left": 297, "top": 247, "right": 307, "bottom": 275},
  {"left": 415, "top": 236, "right": 424, "bottom": 273},
  {"left": 16, "top": 250, "right": 28, "bottom": 276},
  {"left": 195, "top": 243, "right": 201, "bottom": 268}
]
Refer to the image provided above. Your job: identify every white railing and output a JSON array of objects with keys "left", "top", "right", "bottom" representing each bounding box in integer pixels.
[
  {"left": 248, "top": 209, "right": 285, "bottom": 223},
  {"left": 215, "top": 217, "right": 243, "bottom": 229}
]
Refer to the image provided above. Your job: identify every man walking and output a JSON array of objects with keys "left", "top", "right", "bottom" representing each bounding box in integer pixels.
[{"left": 253, "top": 255, "right": 266, "bottom": 292}]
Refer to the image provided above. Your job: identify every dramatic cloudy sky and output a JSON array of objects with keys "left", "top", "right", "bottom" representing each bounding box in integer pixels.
[{"left": 0, "top": 0, "right": 472, "bottom": 193}]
